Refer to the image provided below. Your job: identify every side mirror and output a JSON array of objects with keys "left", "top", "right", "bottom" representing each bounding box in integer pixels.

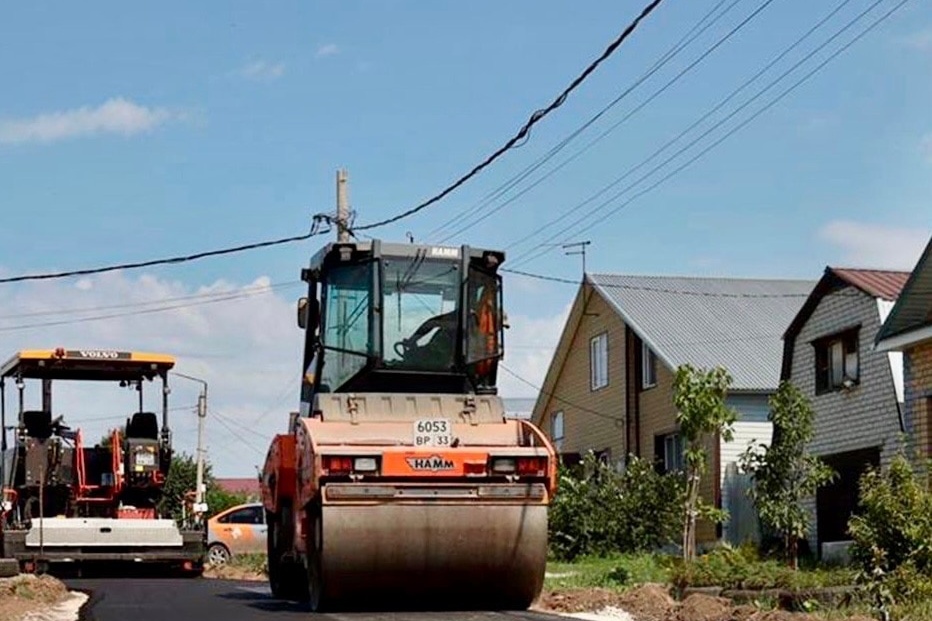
[{"left": 297, "top": 297, "right": 308, "bottom": 330}]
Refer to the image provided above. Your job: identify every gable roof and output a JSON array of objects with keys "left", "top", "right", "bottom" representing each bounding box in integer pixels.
[
  {"left": 830, "top": 268, "right": 910, "bottom": 301},
  {"left": 780, "top": 266, "right": 911, "bottom": 379},
  {"left": 875, "top": 236, "right": 932, "bottom": 350},
  {"left": 589, "top": 274, "right": 815, "bottom": 391}
]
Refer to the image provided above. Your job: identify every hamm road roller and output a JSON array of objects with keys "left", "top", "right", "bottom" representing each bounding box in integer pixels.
[{"left": 260, "top": 238, "right": 557, "bottom": 611}]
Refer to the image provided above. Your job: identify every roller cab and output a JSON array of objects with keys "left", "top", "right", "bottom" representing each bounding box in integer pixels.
[{"left": 261, "top": 239, "right": 558, "bottom": 611}]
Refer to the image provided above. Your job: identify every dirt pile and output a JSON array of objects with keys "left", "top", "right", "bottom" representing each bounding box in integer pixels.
[
  {"left": 673, "top": 593, "right": 732, "bottom": 621},
  {"left": 0, "top": 574, "right": 71, "bottom": 621},
  {"left": 203, "top": 563, "right": 265, "bottom": 581},
  {"left": 616, "top": 585, "right": 677, "bottom": 621}
]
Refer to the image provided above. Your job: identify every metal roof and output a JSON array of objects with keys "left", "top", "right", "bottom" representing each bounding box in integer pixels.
[
  {"left": 875, "top": 236, "right": 932, "bottom": 346},
  {"left": 587, "top": 274, "right": 816, "bottom": 392},
  {"left": 830, "top": 268, "right": 910, "bottom": 301}
]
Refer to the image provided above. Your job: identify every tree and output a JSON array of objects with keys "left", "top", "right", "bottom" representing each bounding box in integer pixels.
[
  {"left": 158, "top": 452, "right": 248, "bottom": 524},
  {"left": 739, "top": 380, "right": 835, "bottom": 569},
  {"left": 673, "top": 363, "right": 737, "bottom": 561}
]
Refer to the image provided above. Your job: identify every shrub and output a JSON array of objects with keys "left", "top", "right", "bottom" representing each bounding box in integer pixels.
[
  {"left": 848, "top": 453, "right": 932, "bottom": 613},
  {"left": 548, "top": 452, "right": 684, "bottom": 561}
]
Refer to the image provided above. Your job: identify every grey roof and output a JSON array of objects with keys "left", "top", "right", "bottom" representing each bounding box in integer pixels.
[{"left": 588, "top": 273, "right": 817, "bottom": 391}]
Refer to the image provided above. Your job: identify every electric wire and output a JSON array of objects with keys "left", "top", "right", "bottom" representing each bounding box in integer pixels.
[
  {"left": 508, "top": 0, "right": 905, "bottom": 268},
  {"left": 0, "top": 282, "right": 302, "bottom": 333},
  {"left": 351, "top": 0, "right": 668, "bottom": 233},
  {"left": 425, "top": 0, "right": 741, "bottom": 243},
  {"left": 436, "top": 0, "right": 779, "bottom": 244}
]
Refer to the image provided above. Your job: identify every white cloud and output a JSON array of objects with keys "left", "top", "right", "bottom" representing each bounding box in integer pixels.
[
  {"left": 239, "top": 60, "right": 285, "bottom": 81},
  {"left": 315, "top": 43, "right": 339, "bottom": 59},
  {"left": 0, "top": 97, "right": 176, "bottom": 145},
  {"left": 903, "top": 28, "right": 932, "bottom": 51},
  {"left": 0, "top": 270, "right": 571, "bottom": 476},
  {"left": 497, "top": 303, "right": 572, "bottom": 399},
  {"left": 819, "top": 220, "right": 931, "bottom": 270}
]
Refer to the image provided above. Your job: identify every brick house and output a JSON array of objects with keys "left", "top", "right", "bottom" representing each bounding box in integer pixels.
[
  {"left": 875, "top": 236, "right": 932, "bottom": 465},
  {"left": 780, "top": 267, "right": 910, "bottom": 560},
  {"left": 530, "top": 273, "right": 814, "bottom": 546}
]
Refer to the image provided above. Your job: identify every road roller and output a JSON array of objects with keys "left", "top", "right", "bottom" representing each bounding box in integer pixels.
[{"left": 259, "top": 238, "right": 557, "bottom": 611}]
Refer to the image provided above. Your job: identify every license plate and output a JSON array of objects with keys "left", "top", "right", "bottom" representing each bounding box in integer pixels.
[
  {"left": 136, "top": 452, "right": 155, "bottom": 466},
  {"left": 413, "top": 419, "right": 452, "bottom": 447}
]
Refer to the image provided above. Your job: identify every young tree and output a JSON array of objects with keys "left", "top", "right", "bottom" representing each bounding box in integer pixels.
[
  {"left": 673, "top": 364, "right": 737, "bottom": 561},
  {"left": 739, "top": 380, "right": 835, "bottom": 569}
]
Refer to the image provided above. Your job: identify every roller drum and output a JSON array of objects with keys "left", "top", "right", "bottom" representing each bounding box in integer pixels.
[{"left": 314, "top": 502, "right": 548, "bottom": 610}]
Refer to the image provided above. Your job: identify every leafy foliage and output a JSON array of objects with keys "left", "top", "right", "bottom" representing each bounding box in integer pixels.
[
  {"left": 672, "top": 364, "right": 737, "bottom": 561},
  {"left": 848, "top": 453, "right": 932, "bottom": 617},
  {"left": 158, "top": 452, "right": 249, "bottom": 524},
  {"left": 548, "top": 452, "right": 684, "bottom": 561},
  {"left": 739, "top": 381, "right": 836, "bottom": 568},
  {"left": 669, "top": 544, "right": 855, "bottom": 591}
]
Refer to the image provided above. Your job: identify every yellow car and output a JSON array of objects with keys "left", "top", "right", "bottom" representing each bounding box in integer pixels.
[{"left": 206, "top": 502, "right": 267, "bottom": 565}]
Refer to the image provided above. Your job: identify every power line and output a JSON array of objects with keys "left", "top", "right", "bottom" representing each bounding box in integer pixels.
[
  {"left": 0, "top": 219, "right": 330, "bottom": 286},
  {"left": 0, "top": 281, "right": 300, "bottom": 321},
  {"left": 508, "top": 0, "right": 903, "bottom": 267},
  {"left": 426, "top": 0, "right": 742, "bottom": 243},
  {"left": 351, "top": 0, "right": 668, "bottom": 233},
  {"left": 0, "top": 281, "right": 301, "bottom": 333},
  {"left": 436, "top": 0, "right": 777, "bottom": 244}
]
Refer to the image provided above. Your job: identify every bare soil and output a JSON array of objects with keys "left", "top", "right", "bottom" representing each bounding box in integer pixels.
[
  {"left": 535, "top": 585, "right": 877, "bottom": 621},
  {"left": 202, "top": 564, "right": 265, "bottom": 582},
  {"left": 0, "top": 574, "right": 69, "bottom": 621}
]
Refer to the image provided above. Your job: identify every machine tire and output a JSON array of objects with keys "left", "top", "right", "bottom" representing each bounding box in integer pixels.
[
  {"left": 305, "top": 506, "right": 328, "bottom": 612},
  {"left": 267, "top": 509, "right": 308, "bottom": 602},
  {"left": 0, "top": 559, "right": 18, "bottom": 578}
]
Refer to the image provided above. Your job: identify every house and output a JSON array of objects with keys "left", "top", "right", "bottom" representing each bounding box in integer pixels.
[
  {"left": 780, "top": 267, "right": 910, "bottom": 561},
  {"left": 531, "top": 273, "right": 815, "bottom": 546},
  {"left": 875, "top": 236, "right": 932, "bottom": 465},
  {"left": 215, "top": 477, "right": 261, "bottom": 502}
]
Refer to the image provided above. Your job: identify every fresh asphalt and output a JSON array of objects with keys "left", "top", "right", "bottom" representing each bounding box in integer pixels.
[{"left": 65, "top": 575, "right": 565, "bottom": 621}]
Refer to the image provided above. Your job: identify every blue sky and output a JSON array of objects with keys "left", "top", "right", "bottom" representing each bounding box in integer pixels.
[{"left": 1, "top": 0, "right": 930, "bottom": 475}]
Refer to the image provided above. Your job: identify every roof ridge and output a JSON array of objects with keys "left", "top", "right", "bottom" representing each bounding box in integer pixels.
[
  {"left": 587, "top": 272, "right": 815, "bottom": 283},
  {"left": 830, "top": 266, "right": 912, "bottom": 275}
]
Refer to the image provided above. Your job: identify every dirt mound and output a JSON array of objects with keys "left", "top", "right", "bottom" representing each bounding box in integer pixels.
[
  {"left": 535, "top": 587, "right": 622, "bottom": 613},
  {"left": 674, "top": 593, "right": 732, "bottom": 621},
  {"left": 616, "top": 584, "right": 676, "bottom": 621},
  {"left": 0, "top": 574, "right": 71, "bottom": 621},
  {"left": 0, "top": 574, "right": 67, "bottom": 604}
]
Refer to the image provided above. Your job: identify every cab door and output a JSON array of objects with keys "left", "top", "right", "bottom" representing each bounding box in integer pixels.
[{"left": 211, "top": 503, "right": 267, "bottom": 556}]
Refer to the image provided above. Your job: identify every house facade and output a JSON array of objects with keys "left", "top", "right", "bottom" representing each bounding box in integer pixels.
[
  {"left": 531, "top": 273, "right": 814, "bottom": 546},
  {"left": 780, "top": 267, "right": 909, "bottom": 560},
  {"left": 876, "top": 236, "right": 932, "bottom": 465}
]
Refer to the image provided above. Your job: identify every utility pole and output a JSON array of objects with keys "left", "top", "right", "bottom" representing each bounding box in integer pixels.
[
  {"left": 173, "top": 372, "right": 208, "bottom": 525},
  {"left": 336, "top": 168, "right": 350, "bottom": 242},
  {"left": 562, "top": 241, "right": 591, "bottom": 280}
]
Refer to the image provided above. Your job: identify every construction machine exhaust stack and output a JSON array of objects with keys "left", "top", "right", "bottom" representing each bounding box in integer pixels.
[{"left": 260, "top": 227, "right": 558, "bottom": 611}]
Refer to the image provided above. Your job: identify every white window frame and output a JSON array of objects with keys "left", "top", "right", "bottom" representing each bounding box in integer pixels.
[
  {"left": 642, "top": 341, "right": 657, "bottom": 389},
  {"left": 551, "top": 410, "right": 564, "bottom": 450},
  {"left": 590, "top": 332, "right": 608, "bottom": 391}
]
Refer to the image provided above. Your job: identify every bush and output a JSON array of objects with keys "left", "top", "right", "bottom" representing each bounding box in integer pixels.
[
  {"left": 670, "top": 544, "right": 855, "bottom": 591},
  {"left": 548, "top": 452, "right": 684, "bottom": 561},
  {"left": 848, "top": 453, "right": 932, "bottom": 610}
]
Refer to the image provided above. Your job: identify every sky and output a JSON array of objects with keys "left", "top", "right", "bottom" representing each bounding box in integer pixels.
[{"left": 0, "top": 0, "right": 930, "bottom": 476}]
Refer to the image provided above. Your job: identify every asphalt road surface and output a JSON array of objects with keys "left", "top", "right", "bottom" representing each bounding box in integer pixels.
[{"left": 66, "top": 577, "right": 566, "bottom": 621}]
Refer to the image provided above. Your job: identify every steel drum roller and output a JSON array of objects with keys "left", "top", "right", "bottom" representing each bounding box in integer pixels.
[{"left": 316, "top": 503, "right": 548, "bottom": 608}]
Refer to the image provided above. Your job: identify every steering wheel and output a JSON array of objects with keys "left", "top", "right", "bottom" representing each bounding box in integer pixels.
[{"left": 394, "top": 339, "right": 412, "bottom": 358}]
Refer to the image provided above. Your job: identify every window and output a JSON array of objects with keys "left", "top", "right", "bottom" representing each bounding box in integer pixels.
[
  {"left": 654, "top": 432, "right": 684, "bottom": 474},
  {"left": 642, "top": 341, "right": 657, "bottom": 389},
  {"left": 590, "top": 333, "right": 608, "bottom": 390},
  {"left": 814, "top": 328, "right": 859, "bottom": 394},
  {"left": 320, "top": 262, "right": 374, "bottom": 391},
  {"left": 218, "top": 505, "right": 264, "bottom": 525},
  {"left": 551, "top": 410, "right": 565, "bottom": 450}
]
